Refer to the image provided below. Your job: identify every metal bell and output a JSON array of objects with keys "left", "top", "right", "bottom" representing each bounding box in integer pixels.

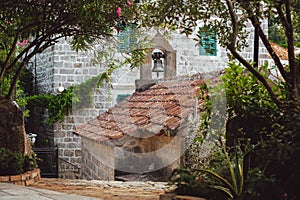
[{"left": 152, "top": 59, "right": 164, "bottom": 72}]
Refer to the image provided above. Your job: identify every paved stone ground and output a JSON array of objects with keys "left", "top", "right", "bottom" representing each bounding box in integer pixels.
[
  {"left": 30, "top": 178, "right": 174, "bottom": 200},
  {"left": 0, "top": 182, "right": 98, "bottom": 200}
]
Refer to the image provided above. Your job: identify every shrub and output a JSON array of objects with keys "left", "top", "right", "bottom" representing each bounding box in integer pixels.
[
  {"left": 0, "top": 147, "right": 38, "bottom": 176},
  {"left": 169, "top": 168, "right": 215, "bottom": 198},
  {"left": 0, "top": 147, "right": 24, "bottom": 175},
  {"left": 221, "top": 61, "right": 280, "bottom": 119},
  {"left": 171, "top": 62, "right": 299, "bottom": 199},
  {"left": 23, "top": 153, "right": 39, "bottom": 172},
  {"left": 222, "top": 62, "right": 299, "bottom": 199}
]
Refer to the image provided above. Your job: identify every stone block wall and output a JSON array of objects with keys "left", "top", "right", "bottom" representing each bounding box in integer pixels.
[
  {"left": 34, "top": 46, "right": 54, "bottom": 94},
  {"left": 32, "top": 38, "right": 117, "bottom": 178},
  {"left": 170, "top": 19, "right": 269, "bottom": 77},
  {"left": 54, "top": 81, "right": 121, "bottom": 178},
  {"left": 51, "top": 38, "right": 101, "bottom": 93},
  {"left": 53, "top": 118, "right": 81, "bottom": 179},
  {"left": 170, "top": 32, "right": 227, "bottom": 76},
  {"left": 239, "top": 19, "right": 270, "bottom": 65},
  {"left": 81, "top": 137, "right": 115, "bottom": 180}
]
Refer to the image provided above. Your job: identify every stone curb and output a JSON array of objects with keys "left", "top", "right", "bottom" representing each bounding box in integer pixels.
[{"left": 0, "top": 168, "right": 40, "bottom": 186}]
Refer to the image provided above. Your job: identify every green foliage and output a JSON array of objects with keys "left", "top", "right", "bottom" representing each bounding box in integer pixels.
[
  {"left": 72, "top": 76, "right": 100, "bottom": 109},
  {"left": 252, "top": 101, "right": 300, "bottom": 199},
  {"left": 0, "top": 147, "right": 38, "bottom": 176},
  {"left": 0, "top": 76, "right": 10, "bottom": 97},
  {"left": 222, "top": 62, "right": 280, "bottom": 118},
  {"left": 15, "top": 67, "right": 34, "bottom": 117},
  {"left": 147, "top": 0, "right": 299, "bottom": 196},
  {"left": 268, "top": 19, "right": 288, "bottom": 48},
  {"left": 169, "top": 168, "right": 213, "bottom": 198},
  {"left": 200, "top": 143, "right": 247, "bottom": 200},
  {"left": 0, "top": 66, "right": 33, "bottom": 116},
  {"left": 0, "top": 64, "right": 24, "bottom": 96},
  {"left": 23, "top": 153, "right": 39, "bottom": 172},
  {"left": 0, "top": 147, "right": 24, "bottom": 175},
  {"left": 141, "top": 0, "right": 300, "bottom": 104},
  {"left": 176, "top": 61, "right": 299, "bottom": 199},
  {"left": 200, "top": 140, "right": 271, "bottom": 200},
  {"left": 196, "top": 82, "right": 212, "bottom": 144},
  {"left": 201, "top": 142, "right": 284, "bottom": 200},
  {"left": 25, "top": 72, "right": 112, "bottom": 125},
  {"left": 196, "top": 80, "right": 227, "bottom": 143},
  {"left": 141, "top": 0, "right": 300, "bottom": 51},
  {"left": 170, "top": 144, "right": 264, "bottom": 200},
  {"left": 0, "top": 70, "right": 31, "bottom": 117},
  {"left": 27, "top": 88, "right": 73, "bottom": 125},
  {"left": 268, "top": 5, "right": 300, "bottom": 47},
  {"left": 222, "top": 62, "right": 300, "bottom": 199}
]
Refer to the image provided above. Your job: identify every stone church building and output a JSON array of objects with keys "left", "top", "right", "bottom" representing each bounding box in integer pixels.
[{"left": 28, "top": 20, "right": 269, "bottom": 179}]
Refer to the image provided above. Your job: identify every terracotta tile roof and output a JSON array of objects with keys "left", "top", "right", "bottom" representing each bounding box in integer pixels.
[
  {"left": 270, "top": 42, "right": 288, "bottom": 60},
  {"left": 74, "top": 78, "right": 215, "bottom": 142}
]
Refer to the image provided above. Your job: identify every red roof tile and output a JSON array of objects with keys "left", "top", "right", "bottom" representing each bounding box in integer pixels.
[
  {"left": 269, "top": 42, "right": 288, "bottom": 60},
  {"left": 74, "top": 78, "right": 217, "bottom": 142}
]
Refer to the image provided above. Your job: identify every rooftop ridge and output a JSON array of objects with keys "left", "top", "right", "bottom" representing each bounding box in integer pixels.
[{"left": 154, "top": 70, "right": 224, "bottom": 83}]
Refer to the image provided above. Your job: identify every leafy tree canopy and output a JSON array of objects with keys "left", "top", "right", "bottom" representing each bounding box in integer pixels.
[
  {"left": 140, "top": 0, "right": 300, "bottom": 106},
  {"left": 0, "top": 0, "right": 139, "bottom": 100}
]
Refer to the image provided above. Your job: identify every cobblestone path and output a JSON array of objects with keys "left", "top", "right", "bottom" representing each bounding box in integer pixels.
[{"left": 31, "top": 178, "right": 174, "bottom": 200}]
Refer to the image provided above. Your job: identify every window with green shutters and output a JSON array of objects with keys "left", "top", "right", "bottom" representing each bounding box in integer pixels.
[
  {"left": 199, "top": 30, "right": 217, "bottom": 56},
  {"left": 117, "top": 25, "right": 137, "bottom": 53}
]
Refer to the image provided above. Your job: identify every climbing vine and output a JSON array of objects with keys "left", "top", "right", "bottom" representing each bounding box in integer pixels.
[
  {"left": 26, "top": 69, "right": 113, "bottom": 125},
  {"left": 26, "top": 88, "right": 73, "bottom": 125}
]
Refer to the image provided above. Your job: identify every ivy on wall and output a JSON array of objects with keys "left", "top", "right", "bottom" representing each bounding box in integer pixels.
[
  {"left": 26, "top": 88, "right": 73, "bottom": 125},
  {"left": 25, "top": 70, "right": 113, "bottom": 125}
]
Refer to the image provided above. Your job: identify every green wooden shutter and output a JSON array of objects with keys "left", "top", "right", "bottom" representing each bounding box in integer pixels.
[
  {"left": 118, "top": 25, "right": 137, "bottom": 53},
  {"left": 117, "top": 94, "right": 130, "bottom": 103},
  {"left": 199, "top": 30, "right": 217, "bottom": 56},
  {"left": 118, "top": 27, "right": 131, "bottom": 52}
]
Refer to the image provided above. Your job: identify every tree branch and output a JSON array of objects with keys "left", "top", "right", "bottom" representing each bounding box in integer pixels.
[
  {"left": 284, "top": 0, "right": 297, "bottom": 96},
  {"left": 0, "top": 32, "right": 21, "bottom": 81},
  {"left": 7, "top": 40, "right": 53, "bottom": 99},
  {"left": 225, "top": 0, "right": 238, "bottom": 49},
  {"left": 239, "top": 1, "right": 290, "bottom": 86},
  {"left": 272, "top": 2, "right": 297, "bottom": 97}
]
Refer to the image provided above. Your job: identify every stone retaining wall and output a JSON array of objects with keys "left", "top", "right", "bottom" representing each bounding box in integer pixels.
[
  {"left": 0, "top": 99, "right": 31, "bottom": 156},
  {"left": 0, "top": 169, "right": 40, "bottom": 186}
]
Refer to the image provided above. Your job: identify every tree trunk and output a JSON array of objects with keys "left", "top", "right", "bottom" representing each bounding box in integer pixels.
[{"left": 295, "top": 61, "right": 300, "bottom": 98}]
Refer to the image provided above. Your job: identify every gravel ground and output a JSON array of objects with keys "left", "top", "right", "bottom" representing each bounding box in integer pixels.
[{"left": 30, "top": 178, "right": 174, "bottom": 200}]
